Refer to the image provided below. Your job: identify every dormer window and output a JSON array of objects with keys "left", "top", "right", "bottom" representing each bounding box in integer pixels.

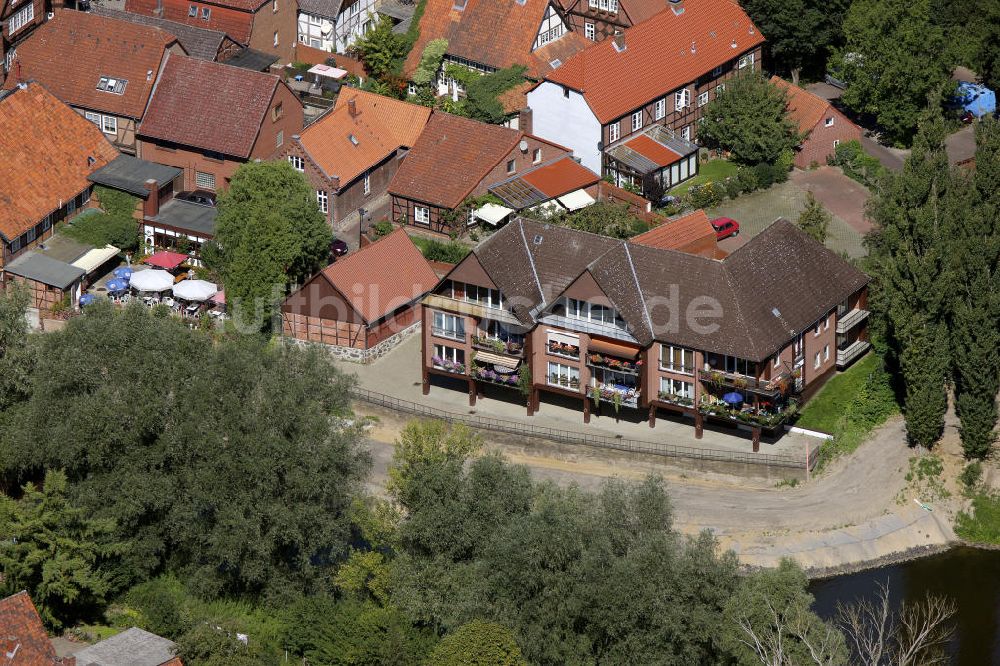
[
  {"left": 96, "top": 76, "right": 127, "bottom": 94},
  {"left": 348, "top": 134, "right": 359, "bottom": 146},
  {"left": 188, "top": 4, "right": 197, "bottom": 16}
]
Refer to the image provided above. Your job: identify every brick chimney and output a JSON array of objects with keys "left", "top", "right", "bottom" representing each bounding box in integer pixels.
[
  {"left": 347, "top": 97, "right": 357, "bottom": 117},
  {"left": 518, "top": 107, "right": 533, "bottom": 135},
  {"left": 612, "top": 30, "right": 626, "bottom": 52},
  {"left": 143, "top": 179, "right": 159, "bottom": 218}
]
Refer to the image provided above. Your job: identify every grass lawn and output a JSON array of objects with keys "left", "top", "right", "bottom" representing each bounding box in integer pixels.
[
  {"left": 668, "top": 159, "right": 739, "bottom": 196},
  {"left": 797, "top": 353, "right": 879, "bottom": 433},
  {"left": 956, "top": 493, "right": 1000, "bottom": 545}
]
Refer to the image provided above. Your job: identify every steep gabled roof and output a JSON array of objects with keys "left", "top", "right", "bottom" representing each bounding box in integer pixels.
[
  {"left": 298, "top": 89, "right": 431, "bottom": 186},
  {"left": 0, "top": 83, "right": 118, "bottom": 242},
  {"left": 545, "top": 0, "right": 764, "bottom": 123},
  {"left": 4, "top": 10, "right": 178, "bottom": 119},
  {"left": 318, "top": 229, "right": 439, "bottom": 323},
  {"left": 298, "top": 0, "right": 342, "bottom": 19},
  {"left": 0, "top": 591, "right": 66, "bottom": 665},
  {"left": 403, "top": 0, "right": 588, "bottom": 79},
  {"left": 631, "top": 209, "right": 721, "bottom": 257},
  {"left": 769, "top": 75, "right": 840, "bottom": 135},
  {"left": 139, "top": 54, "right": 284, "bottom": 158},
  {"left": 92, "top": 7, "right": 230, "bottom": 61},
  {"left": 388, "top": 112, "right": 525, "bottom": 209}
]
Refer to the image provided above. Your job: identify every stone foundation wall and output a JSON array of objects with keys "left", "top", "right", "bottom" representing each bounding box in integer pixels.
[{"left": 286, "top": 321, "right": 421, "bottom": 364}]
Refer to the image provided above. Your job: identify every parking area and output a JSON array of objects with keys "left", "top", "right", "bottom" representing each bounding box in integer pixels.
[{"left": 709, "top": 173, "right": 868, "bottom": 259}]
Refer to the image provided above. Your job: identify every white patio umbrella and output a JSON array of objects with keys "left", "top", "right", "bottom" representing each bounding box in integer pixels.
[
  {"left": 129, "top": 269, "right": 174, "bottom": 292},
  {"left": 172, "top": 279, "right": 219, "bottom": 302}
]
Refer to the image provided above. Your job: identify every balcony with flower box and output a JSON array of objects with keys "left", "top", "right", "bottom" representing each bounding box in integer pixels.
[
  {"left": 471, "top": 334, "right": 525, "bottom": 358},
  {"left": 547, "top": 339, "right": 580, "bottom": 360},
  {"left": 592, "top": 383, "right": 640, "bottom": 409},
  {"left": 431, "top": 356, "right": 466, "bottom": 376},
  {"left": 656, "top": 391, "right": 694, "bottom": 409},
  {"left": 585, "top": 353, "right": 643, "bottom": 376},
  {"left": 698, "top": 395, "right": 798, "bottom": 433},
  {"left": 548, "top": 372, "right": 581, "bottom": 391},
  {"left": 473, "top": 364, "right": 523, "bottom": 390},
  {"left": 701, "top": 368, "right": 796, "bottom": 399}
]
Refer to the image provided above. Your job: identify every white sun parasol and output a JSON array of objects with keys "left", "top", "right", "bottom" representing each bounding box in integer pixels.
[
  {"left": 129, "top": 269, "right": 174, "bottom": 292},
  {"left": 172, "top": 279, "right": 219, "bottom": 302}
]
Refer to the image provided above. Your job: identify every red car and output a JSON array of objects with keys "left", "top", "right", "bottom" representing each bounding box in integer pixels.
[{"left": 711, "top": 217, "right": 740, "bottom": 240}]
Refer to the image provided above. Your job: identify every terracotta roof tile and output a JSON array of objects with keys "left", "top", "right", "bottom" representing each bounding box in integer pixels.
[
  {"left": 769, "top": 76, "right": 836, "bottom": 134},
  {"left": 320, "top": 228, "right": 438, "bottom": 322},
  {"left": 139, "top": 54, "right": 282, "bottom": 158},
  {"left": 0, "top": 591, "right": 66, "bottom": 665},
  {"left": 622, "top": 134, "right": 683, "bottom": 167},
  {"left": 4, "top": 10, "right": 177, "bottom": 119},
  {"left": 403, "top": 0, "right": 588, "bottom": 79},
  {"left": 552, "top": 0, "right": 670, "bottom": 25},
  {"left": 388, "top": 112, "right": 522, "bottom": 209},
  {"left": 519, "top": 156, "right": 599, "bottom": 198},
  {"left": 631, "top": 209, "right": 717, "bottom": 252},
  {"left": 546, "top": 0, "right": 765, "bottom": 123},
  {"left": 92, "top": 7, "right": 229, "bottom": 61},
  {"left": 0, "top": 83, "right": 118, "bottom": 243},
  {"left": 298, "top": 89, "right": 431, "bottom": 186}
]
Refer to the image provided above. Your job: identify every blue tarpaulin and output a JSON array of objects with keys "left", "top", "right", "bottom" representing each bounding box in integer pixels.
[{"left": 953, "top": 82, "right": 996, "bottom": 118}]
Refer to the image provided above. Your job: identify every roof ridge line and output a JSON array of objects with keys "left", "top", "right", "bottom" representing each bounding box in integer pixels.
[
  {"left": 517, "top": 219, "right": 545, "bottom": 304},
  {"left": 623, "top": 242, "right": 653, "bottom": 334}
]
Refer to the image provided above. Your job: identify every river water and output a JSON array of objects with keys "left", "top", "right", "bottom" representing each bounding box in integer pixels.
[{"left": 809, "top": 547, "right": 1000, "bottom": 665}]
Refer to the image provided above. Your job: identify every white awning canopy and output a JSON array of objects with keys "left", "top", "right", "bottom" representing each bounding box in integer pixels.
[
  {"left": 70, "top": 245, "right": 120, "bottom": 274},
  {"left": 474, "top": 203, "right": 514, "bottom": 226},
  {"left": 308, "top": 64, "right": 347, "bottom": 79},
  {"left": 557, "top": 189, "right": 596, "bottom": 211}
]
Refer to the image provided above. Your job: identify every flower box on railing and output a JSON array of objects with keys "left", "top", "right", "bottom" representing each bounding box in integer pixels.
[
  {"left": 586, "top": 353, "right": 642, "bottom": 375},
  {"left": 431, "top": 355, "right": 466, "bottom": 375},
  {"left": 471, "top": 335, "right": 524, "bottom": 356},
  {"left": 657, "top": 391, "right": 693, "bottom": 407},
  {"left": 474, "top": 365, "right": 520, "bottom": 388},
  {"left": 547, "top": 341, "right": 580, "bottom": 359},
  {"left": 594, "top": 384, "right": 639, "bottom": 408},
  {"left": 548, "top": 374, "right": 580, "bottom": 390}
]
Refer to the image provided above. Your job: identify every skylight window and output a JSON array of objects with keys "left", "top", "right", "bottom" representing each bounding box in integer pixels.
[
  {"left": 96, "top": 76, "right": 127, "bottom": 95},
  {"left": 348, "top": 134, "right": 359, "bottom": 146}
]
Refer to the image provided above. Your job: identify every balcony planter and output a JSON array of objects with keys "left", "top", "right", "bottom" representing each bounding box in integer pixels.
[
  {"left": 431, "top": 355, "right": 466, "bottom": 375},
  {"left": 657, "top": 392, "right": 693, "bottom": 407},
  {"left": 474, "top": 365, "right": 520, "bottom": 388},
  {"left": 472, "top": 335, "right": 524, "bottom": 356},
  {"left": 587, "top": 353, "right": 643, "bottom": 374},
  {"left": 548, "top": 340, "right": 580, "bottom": 359}
]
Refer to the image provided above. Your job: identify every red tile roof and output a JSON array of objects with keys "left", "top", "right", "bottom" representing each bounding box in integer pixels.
[
  {"left": 298, "top": 89, "right": 431, "bottom": 186},
  {"left": 769, "top": 76, "right": 838, "bottom": 134},
  {"left": 631, "top": 209, "right": 719, "bottom": 255},
  {"left": 320, "top": 228, "right": 439, "bottom": 323},
  {"left": 520, "top": 156, "right": 599, "bottom": 198},
  {"left": 139, "top": 54, "right": 283, "bottom": 158},
  {"left": 403, "top": 0, "right": 588, "bottom": 79},
  {"left": 0, "top": 591, "right": 66, "bottom": 665},
  {"left": 553, "top": 0, "right": 671, "bottom": 25},
  {"left": 0, "top": 83, "right": 118, "bottom": 243},
  {"left": 389, "top": 112, "right": 524, "bottom": 209},
  {"left": 622, "top": 134, "right": 684, "bottom": 168},
  {"left": 545, "top": 0, "right": 764, "bottom": 123},
  {"left": 4, "top": 10, "right": 178, "bottom": 119}
]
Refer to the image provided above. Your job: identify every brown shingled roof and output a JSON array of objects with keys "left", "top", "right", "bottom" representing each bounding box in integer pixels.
[
  {"left": 388, "top": 112, "right": 523, "bottom": 209},
  {"left": 92, "top": 7, "right": 230, "bottom": 61},
  {"left": 139, "top": 54, "right": 284, "bottom": 158},
  {"left": 318, "top": 228, "right": 439, "bottom": 323},
  {"left": 0, "top": 83, "right": 118, "bottom": 243},
  {"left": 4, "top": 10, "right": 178, "bottom": 119},
  {"left": 298, "top": 89, "right": 431, "bottom": 187},
  {"left": 403, "top": 0, "right": 588, "bottom": 79},
  {"left": 546, "top": 0, "right": 764, "bottom": 123},
  {"left": 0, "top": 591, "right": 66, "bottom": 665},
  {"left": 465, "top": 217, "right": 868, "bottom": 361}
]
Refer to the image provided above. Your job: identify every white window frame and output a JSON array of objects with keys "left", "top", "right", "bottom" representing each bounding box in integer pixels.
[
  {"left": 674, "top": 88, "right": 690, "bottom": 111},
  {"left": 697, "top": 91, "right": 709, "bottom": 107},
  {"left": 533, "top": 148, "right": 542, "bottom": 164},
  {"left": 715, "top": 83, "right": 726, "bottom": 95},
  {"left": 9, "top": 3, "right": 33, "bottom": 34},
  {"left": 201, "top": 6, "right": 210, "bottom": 18},
  {"left": 273, "top": 31, "right": 279, "bottom": 47},
  {"left": 101, "top": 115, "right": 117, "bottom": 135},
  {"left": 814, "top": 352, "right": 822, "bottom": 369},
  {"left": 195, "top": 171, "right": 216, "bottom": 190},
  {"left": 608, "top": 121, "right": 620, "bottom": 143},
  {"left": 660, "top": 377, "right": 694, "bottom": 399},
  {"left": 824, "top": 345, "right": 830, "bottom": 361},
  {"left": 414, "top": 206, "right": 430, "bottom": 225},
  {"left": 584, "top": 22, "right": 595, "bottom": 40},
  {"left": 814, "top": 322, "right": 822, "bottom": 337},
  {"left": 188, "top": 4, "right": 197, "bottom": 16},
  {"left": 631, "top": 111, "right": 642, "bottom": 132},
  {"left": 316, "top": 190, "right": 328, "bottom": 214},
  {"left": 738, "top": 53, "right": 754, "bottom": 69},
  {"left": 507, "top": 159, "right": 516, "bottom": 175},
  {"left": 363, "top": 172, "right": 371, "bottom": 195},
  {"left": 774, "top": 355, "right": 782, "bottom": 369},
  {"left": 660, "top": 345, "right": 694, "bottom": 375},
  {"left": 288, "top": 155, "right": 304, "bottom": 172},
  {"left": 275, "top": 130, "right": 283, "bottom": 148},
  {"left": 681, "top": 126, "right": 691, "bottom": 141},
  {"left": 433, "top": 311, "right": 465, "bottom": 340},
  {"left": 464, "top": 283, "right": 503, "bottom": 309},
  {"left": 433, "top": 344, "right": 464, "bottom": 365},
  {"left": 654, "top": 98, "right": 665, "bottom": 120},
  {"left": 84, "top": 111, "right": 101, "bottom": 126},
  {"left": 547, "top": 362, "right": 579, "bottom": 389},
  {"left": 825, "top": 116, "right": 835, "bottom": 127}
]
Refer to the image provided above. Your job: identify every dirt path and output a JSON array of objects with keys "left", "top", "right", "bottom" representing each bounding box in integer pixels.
[{"left": 361, "top": 411, "right": 959, "bottom": 574}]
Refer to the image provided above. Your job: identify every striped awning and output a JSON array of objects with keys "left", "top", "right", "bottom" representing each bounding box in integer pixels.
[{"left": 474, "top": 351, "right": 519, "bottom": 369}]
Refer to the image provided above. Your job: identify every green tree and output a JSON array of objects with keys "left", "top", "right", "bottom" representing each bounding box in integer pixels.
[
  {"left": 867, "top": 112, "right": 953, "bottom": 448},
  {"left": 176, "top": 621, "right": 277, "bottom": 666},
  {"left": 722, "top": 559, "right": 848, "bottom": 665},
  {"left": 949, "top": 117, "right": 1000, "bottom": 459},
  {"left": 463, "top": 66, "right": 527, "bottom": 125},
  {"left": 426, "top": 620, "right": 526, "bottom": 666},
  {"left": 797, "top": 192, "right": 831, "bottom": 243},
  {"left": 0, "top": 470, "right": 121, "bottom": 629},
  {"left": 2, "top": 304, "right": 369, "bottom": 598},
  {"left": 412, "top": 39, "right": 448, "bottom": 89},
  {"left": 740, "top": 0, "right": 822, "bottom": 84},
  {"left": 0, "top": 283, "right": 33, "bottom": 413},
  {"left": 697, "top": 73, "right": 801, "bottom": 165},
  {"left": 836, "top": 0, "right": 950, "bottom": 146},
  {"left": 214, "top": 161, "right": 331, "bottom": 330},
  {"left": 61, "top": 212, "right": 140, "bottom": 252},
  {"left": 353, "top": 15, "right": 408, "bottom": 84}
]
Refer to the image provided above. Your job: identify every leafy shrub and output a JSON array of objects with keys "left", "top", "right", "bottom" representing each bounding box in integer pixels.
[
  {"left": 411, "top": 236, "right": 470, "bottom": 263},
  {"left": 775, "top": 147, "right": 795, "bottom": 175},
  {"left": 94, "top": 186, "right": 138, "bottom": 217},
  {"left": 735, "top": 167, "right": 759, "bottom": 194},
  {"left": 828, "top": 139, "right": 887, "bottom": 188},
  {"left": 125, "top": 576, "right": 190, "bottom": 638},
  {"left": 688, "top": 182, "right": 724, "bottom": 209},
  {"left": 723, "top": 177, "right": 743, "bottom": 199},
  {"left": 961, "top": 461, "right": 983, "bottom": 492},
  {"left": 61, "top": 211, "right": 138, "bottom": 252},
  {"left": 370, "top": 220, "right": 394, "bottom": 239},
  {"left": 753, "top": 162, "right": 778, "bottom": 189}
]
